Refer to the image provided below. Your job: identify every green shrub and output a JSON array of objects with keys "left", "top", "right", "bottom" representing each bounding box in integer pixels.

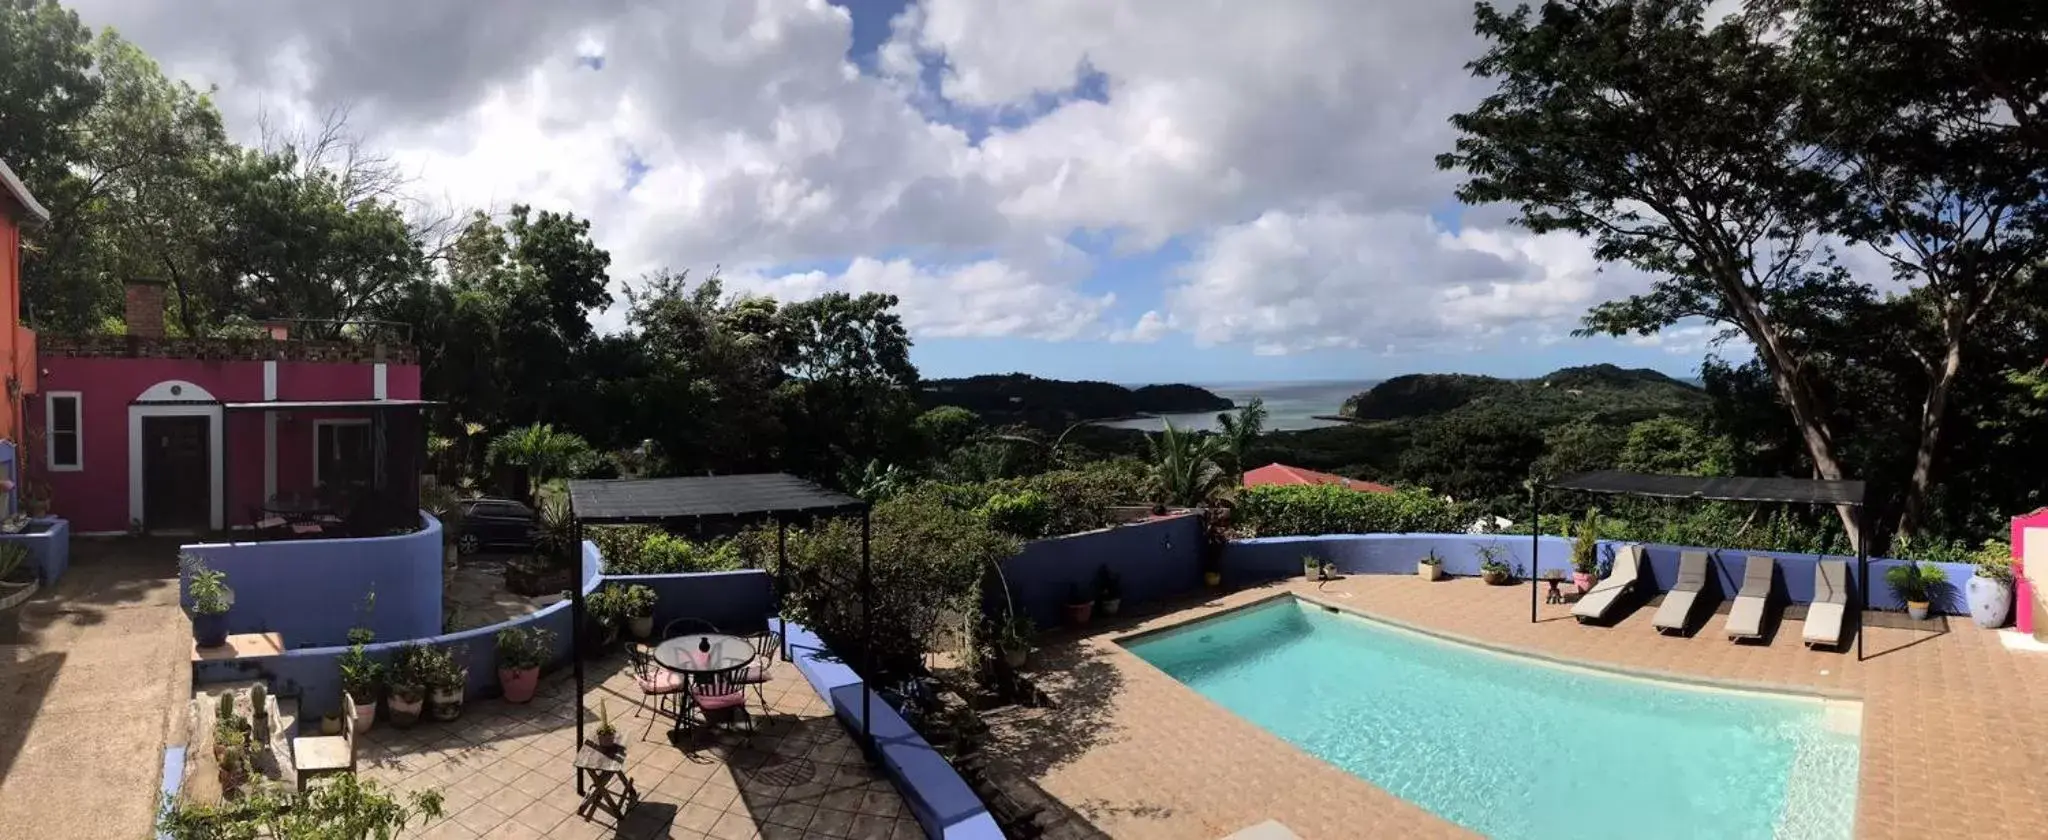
[
  {"left": 978, "top": 490, "right": 1053, "bottom": 539},
  {"left": 1233, "top": 484, "right": 1466, "bottom": 537},
  {"left": 1972, "top": 540, "right": 2014, "bottom": 584},
  {"left": 592, "top": 526, "right": 745, "bottom": 575}
]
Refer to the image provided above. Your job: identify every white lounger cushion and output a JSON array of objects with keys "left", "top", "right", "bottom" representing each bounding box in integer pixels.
[{"left": 1573, "top": 545, "right": 1644, "bottom": 622}]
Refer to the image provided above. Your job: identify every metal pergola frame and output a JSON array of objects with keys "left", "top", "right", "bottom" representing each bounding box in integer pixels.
[
  {"left": 1533, "top": 470, "right": 1872, "bottom": 660},
  {"left": 564, "top": 473, "right": 872, "bottom": 793}
]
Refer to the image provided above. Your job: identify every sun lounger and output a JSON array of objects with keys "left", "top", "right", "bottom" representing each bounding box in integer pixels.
[
  {"left": 1724, "top": 555, "right": 1775, "bottom": 640},
  {"left": 1803, "top": 560, "right": 1850, "bottom": 648},
  {"left": 1573, "top": 544, "right": 1644, "bottom": 623},
  {"left": 1653, "top": 550, "right": 1711, "bottom": 635}
]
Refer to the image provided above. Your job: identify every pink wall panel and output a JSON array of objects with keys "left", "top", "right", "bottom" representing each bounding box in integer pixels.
[{"left": 30, "top": 355, "right": 403, "bottom": 533}]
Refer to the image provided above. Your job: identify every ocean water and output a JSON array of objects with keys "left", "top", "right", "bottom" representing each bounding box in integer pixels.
[
  {"left": 1095, "top": 380, "right": 1377, "bottom": 433},
  {"left": 1124, "top": 598, "right": 1860, "bottom": 840}
]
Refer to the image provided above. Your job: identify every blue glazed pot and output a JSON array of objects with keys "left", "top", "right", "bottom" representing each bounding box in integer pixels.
[{"left": 192, "top": 611, "right": 230, "bottom": 648}]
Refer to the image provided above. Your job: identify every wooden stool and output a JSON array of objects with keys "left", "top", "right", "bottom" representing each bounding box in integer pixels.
[
  {"left": 574, "top": 742, "right": 639, "bottom": 820},
  {"left": 1544, "top": 578, "right": 1565, "bottom": 605}
]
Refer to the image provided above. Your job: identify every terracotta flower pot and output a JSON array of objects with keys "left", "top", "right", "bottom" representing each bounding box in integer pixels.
[
  {"left": 352, "top": 698, "right": 378, "bottom": 733},
  {"left": 499, "top": 666, "right": 541, "bottom": 703},
  {"left": 1573, "top": 572, "right": 1596, "bottom": 593},
  {"left": 1064, "top": 601, "right": 1094, "bottom": 627}
]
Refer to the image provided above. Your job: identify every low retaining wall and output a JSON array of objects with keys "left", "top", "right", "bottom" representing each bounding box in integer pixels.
[
  {"left": 0, "top": 517, "right": 71, "bottom": 584},
  {"left": 988, "top": 514, "right": 1202, "bottom": 629},
  {"left": 181, "top": 513, "right": 445, "bottom": 648},
  {"left": 604, "top": 569, "right": 776, "bottom": 635},
  {"left": 1225, "top": 533, "right": 1978, "bottom": 615},
  {"left": 193, "top": 539, "right": 602, "bottom": 718},
  {"left": 784, "top": 619, "right": 1001, "bottom": 839}
]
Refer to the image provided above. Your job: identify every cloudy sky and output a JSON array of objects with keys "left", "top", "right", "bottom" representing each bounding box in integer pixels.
[{"left": 69, "top": 0, "right": 1751, "bottom": 382}]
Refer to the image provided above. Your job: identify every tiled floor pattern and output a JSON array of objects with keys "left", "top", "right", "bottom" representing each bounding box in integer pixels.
[
  {"left": 984, "top": 574, "right": 2048, "bottom": 839},
  {"left": 354, "top": 653, "right": 920, "bottom": 839}
]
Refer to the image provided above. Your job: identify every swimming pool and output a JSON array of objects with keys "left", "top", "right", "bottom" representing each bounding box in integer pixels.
[{"left": 1123, "top": 597, "right": 1860, "bottom": 840}]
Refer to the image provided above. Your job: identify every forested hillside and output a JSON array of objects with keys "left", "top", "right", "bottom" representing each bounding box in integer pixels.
[{"left": 920, "top": 374, "right": 1232, "bottom": 429}]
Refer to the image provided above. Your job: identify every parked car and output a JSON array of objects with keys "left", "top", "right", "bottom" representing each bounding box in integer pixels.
[{"left": 456, "top": 498, "right": 537, "bottom": 555}]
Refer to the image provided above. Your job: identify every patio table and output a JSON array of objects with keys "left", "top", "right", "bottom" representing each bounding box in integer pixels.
[{"left": 653, "top": 635, "right": 757, "bottom": 740}]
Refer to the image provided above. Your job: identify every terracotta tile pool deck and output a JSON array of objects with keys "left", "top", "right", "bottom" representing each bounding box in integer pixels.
[{"left": 983, "top": 575, "right": 2048, "bottom": 839}]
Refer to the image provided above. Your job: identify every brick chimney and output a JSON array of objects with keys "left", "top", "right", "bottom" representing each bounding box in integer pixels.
[{"left": 124, "top": 279, "right": 166, "bottom": 339}]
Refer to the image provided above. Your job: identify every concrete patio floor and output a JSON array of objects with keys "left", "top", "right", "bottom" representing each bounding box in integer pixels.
[
  {"left": 0, "top": 538, "right": 192, "bottom": 840},
  {"left": 357, "top": 650, "right": 919, "bottom": 839},
  {"left": 986, "top": 574, "right": 2048, "bottom": 839}
]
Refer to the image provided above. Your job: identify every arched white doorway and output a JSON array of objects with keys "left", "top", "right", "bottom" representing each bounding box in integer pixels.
[{"left": 129, "top": 380, "right": 224, "bottom": 532}]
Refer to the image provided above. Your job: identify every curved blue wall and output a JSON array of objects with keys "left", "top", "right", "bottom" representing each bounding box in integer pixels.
[{"left": 182, "top": 514, "right": 446, "bottom": 648}]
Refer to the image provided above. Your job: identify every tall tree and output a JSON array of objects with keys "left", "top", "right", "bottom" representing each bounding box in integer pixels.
[
  {"left": 1762, "top": 0, "right": 2048, "bottom": 537},
  {"left": 0, "top": 0, "right": 99, "bottom": 185},
  {"left": 1440, "top": 0, "right": 1865, "bottom": 543}
]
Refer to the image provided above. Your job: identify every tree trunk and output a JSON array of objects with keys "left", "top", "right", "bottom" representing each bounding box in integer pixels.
[
  {"left": 1723, "top": 275, "right": 1863, "bottom": 551},
  {"left": 1897, "top": 332, "right": 1965, "bottom": 541}
]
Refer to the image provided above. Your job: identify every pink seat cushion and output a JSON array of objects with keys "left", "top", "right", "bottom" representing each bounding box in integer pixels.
[
  {"left": 636, "top": 668, "right": 683, "bottom": 695},
  {"left": 735, "top": 665, "right": 771, "bottom": 684},
  {"left": 692, "top": 688, "right": 747, "bottom": 711}
]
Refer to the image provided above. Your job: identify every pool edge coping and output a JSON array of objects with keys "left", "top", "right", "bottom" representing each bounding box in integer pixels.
[{"left": 1110, "top": 589, "right": 1867, "bottom": 706}]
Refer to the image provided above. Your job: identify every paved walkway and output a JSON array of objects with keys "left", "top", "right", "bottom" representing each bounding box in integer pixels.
[
  {"left": 989, "top": 574, "right": 2048, "bottom": 839},
  {"left": 0, "top": 539, "right": 191, "bottom": 840},
  {"left": 358, "top": 650, "right": 918, "bottom": 839}
]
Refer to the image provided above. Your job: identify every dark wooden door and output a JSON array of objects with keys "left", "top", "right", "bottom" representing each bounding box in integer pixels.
[{"left": 143, "top": 415, "right": 211, "bottom": 531}]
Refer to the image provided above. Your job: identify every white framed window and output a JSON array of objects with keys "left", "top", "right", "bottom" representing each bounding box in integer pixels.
[
  {"left": 313, "top": 419, "right": 373, "bottom": 488},
  {"left": 45, "top": 391, "right": 83, "bottom": 472}
]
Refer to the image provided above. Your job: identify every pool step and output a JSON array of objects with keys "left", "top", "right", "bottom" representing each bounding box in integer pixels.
[{"left": 1222, "top": 820, "right": 1303, "bottom": 840}]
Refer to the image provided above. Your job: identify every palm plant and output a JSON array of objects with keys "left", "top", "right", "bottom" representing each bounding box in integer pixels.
[
  {"left": 487, "top": 423, "right": 595, "bottom": 501},
  {"left": 1214, "top": 397, "right": 1268, "bottom": 481},
  {"left": 1149, "top": 421, "right": 1232, "bottom": 508}
]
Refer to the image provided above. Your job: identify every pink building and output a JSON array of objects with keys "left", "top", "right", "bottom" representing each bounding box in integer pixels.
[{"left": 27, "top": 280, "right": 428, "bottom": 535}]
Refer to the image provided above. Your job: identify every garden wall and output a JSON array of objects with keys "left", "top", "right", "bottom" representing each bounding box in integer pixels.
[
  {"left": 1224, "top": 533, "right": 1978, "bottom": 615},
  {"left": 1, "top": 517, "right": 70, "bottom": 584},
  {"left": 604, "top": 569, "right": 775, "bottom": 635},
  {"left": 181, "top": 514, "right": 444, "bottom": 648},
  {"left": 989, "top": 514, "right": 1202, "bottom": 629},
  {"left": 192, "top": 538, "right": 601, "bottom": 718},
  {"left": 1223, "top": 533, "right": 1574, "bottom": 583},
  {"left": 784, "top": 619, "right": 1001, "bottom": 840}
]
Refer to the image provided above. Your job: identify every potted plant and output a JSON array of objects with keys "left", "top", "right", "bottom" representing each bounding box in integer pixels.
[
  {"left": 421, "top": 644, "right": 468, "bottom": 722},
  {"left": 320, "top": 711, "right": 344, "bottom": 736},
  {"left": 1094, "top": 565, "right": 1122, "bottom": 616},
  {"left": 583, "top": 587, "right": 626, "bottom": 654},
  {"left": 995, "top": 612, "right": 1033, "bottom": 669},
  {"left": 1063, "top": 582, "right": 1094, "bottom": 627},
  {"left": 1418, "top": 548, "right": 1444, "bottom": 581},
  {"left": 1479, "top": 544, "right": 1513, "bottom": 586},
  {"left": 1201, "top": 508, "right": 1229, "bottom": 587},
  {"left": 0, "top": 543, "right": 39, "bottom": 624},
  {"left": 621, "top": 584, "right": 657, "bottom": 639},
  {"left": 385, "top": 644, "right": 427, "bottom": 728},
  {"left": 338, "top": 642, "right": 382, "bottom": 732},
  {"left": 1885, "top": 560, "right": 1950, "bottom": 621},
  {"left": 1967, "top": 540, "right": 2015, "bottom": 629},
  {"left": 1571, "top": 509, "right": 1600, "bottom": 594},
  {"left": 181, "top": 554, "right": 234, "bottom": 649},
  {"left": 596, "top": 700, "right": 618, "bottom": 750},
  {"left": 496, "top": 625, "right": 553, "bottom": 703}
]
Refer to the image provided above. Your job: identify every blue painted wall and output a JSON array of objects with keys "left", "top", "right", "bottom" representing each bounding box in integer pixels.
[
  {"left": 988, "top": 514, "right": 1203, "bottom": 629},
  {"left": 193, "top": 539, "right": 604, "bottom": 718},
  {"left": 181, "top": 514, "right": 444, "bottom": 648},
  {"left": 1225, "top": 533, "right": 1979, "bottom": 615},
  {"left": 785, "top": 619, "right": 1001, "bottom": 840},
  {"left": 1224, "top": 532, "right": 1573, "bottom": 584},
  {"left": 605, "top": 569, "right": 774, "bottom": 636},
  {"left": 0, "top": 517, "right": 70, "bottom": 583}
]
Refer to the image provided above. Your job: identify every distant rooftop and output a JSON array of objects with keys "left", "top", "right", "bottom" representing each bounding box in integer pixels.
[{"left": 1243, "top": 463, "right": 1394, "bottom": 494}]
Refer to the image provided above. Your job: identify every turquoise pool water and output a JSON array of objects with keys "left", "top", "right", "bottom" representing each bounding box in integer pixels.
[{"left": 1124, "top": 598, "right": 1859, "bottom": 840}]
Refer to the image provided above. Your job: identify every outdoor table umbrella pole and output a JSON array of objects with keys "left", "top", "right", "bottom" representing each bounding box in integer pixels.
[{"left": 572, "top": 513, "right": 586, "bottom": 795}]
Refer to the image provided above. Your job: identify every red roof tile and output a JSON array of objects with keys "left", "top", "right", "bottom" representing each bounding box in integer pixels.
[{"left": 1242, "top": 463, "right": 1394, "bottom": 494}]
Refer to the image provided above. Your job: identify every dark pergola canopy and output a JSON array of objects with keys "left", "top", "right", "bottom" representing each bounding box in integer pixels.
[
  {"left": 1533, "top": 469, "right": 1873, "bottom": 660},
  {"left": 1549, "top": 470, "right": 1867, "bottom": 508},
  {"left": 565, "top": 473, "right": 872, "bottom": 785},
  {"left": 567, "top": 473, "right": 864, "bottom": 523}
]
